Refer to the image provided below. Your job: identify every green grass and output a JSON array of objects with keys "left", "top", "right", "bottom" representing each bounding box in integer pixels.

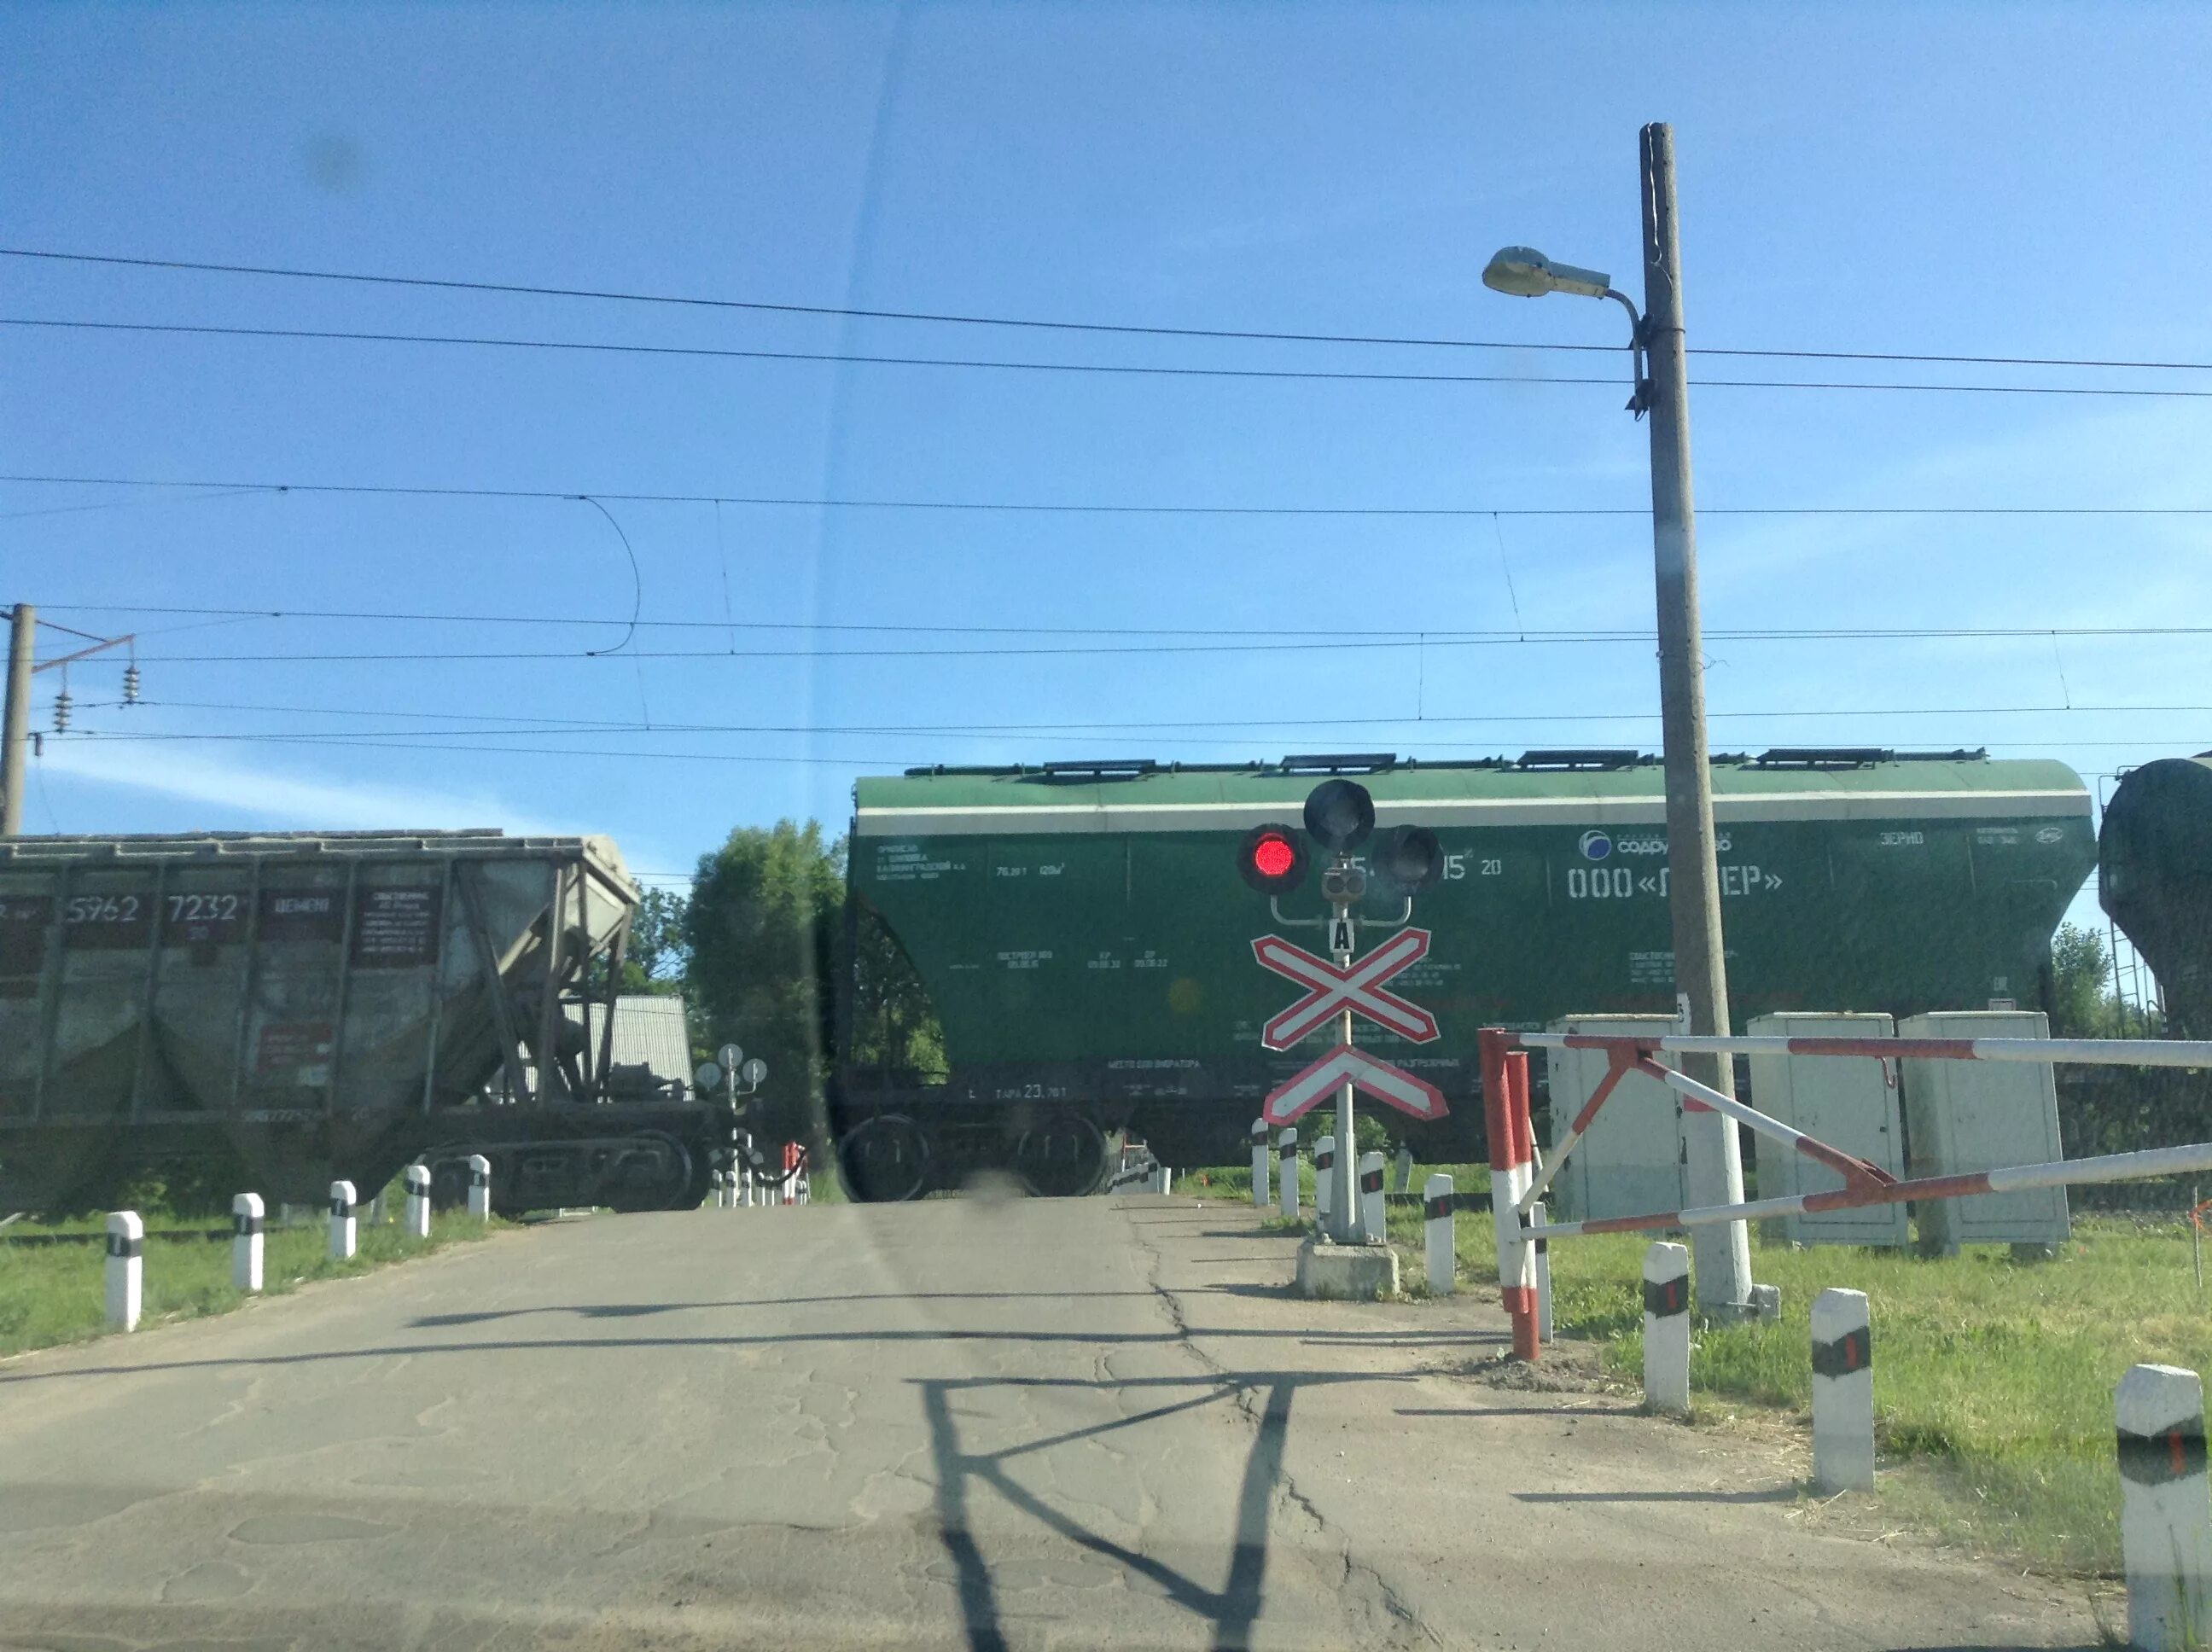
[
  {"left": 0, "top": 1195, "right": 504, "bottom": 1360},
  {"left": 1192, "top": 1160, "right": 2208, "bottom": 1574}
]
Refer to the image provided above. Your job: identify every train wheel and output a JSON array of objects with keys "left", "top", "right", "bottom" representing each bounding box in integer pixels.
[
  {"left": 837, "top": 1115, "right": 931, "bottom": 1203},
  {"left": 1013, "top": 1111, "right": 1107, "bottom": 1198}
]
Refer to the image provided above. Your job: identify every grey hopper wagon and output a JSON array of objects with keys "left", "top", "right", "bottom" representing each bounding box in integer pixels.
[{"left": 0, "top": 830, "right": 726, "bottom": 1213}]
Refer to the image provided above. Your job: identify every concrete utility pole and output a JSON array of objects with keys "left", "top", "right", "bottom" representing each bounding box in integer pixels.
[
  {"left": 1, "top": 603, "right": 32, "bottom": 838},
  {"left": 1639, "top": 122, "right": 1753, "bottom": 1313}
]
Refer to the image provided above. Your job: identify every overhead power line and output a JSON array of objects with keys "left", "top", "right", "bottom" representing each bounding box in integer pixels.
[
  {"left": 9, "top": 472, "right": 2212, "bottom": 518},
  {"left": 49, "top": 730, "right": 2186, "bottom": 762},
  {"left": 8, "top": 316, "right": 2212, "bottom": 399},
  {"left": 32, "top": 602, "right": 2212, "bottom": 645},
  {"left": 71, "top": 695, "right": 2212, "bottom": 740},
  {"left": 104, "top": 622, "right": 2212, "bottom": 663},
  {"left": 8, "top": 245, "right": 2211, "bottom": 374}
]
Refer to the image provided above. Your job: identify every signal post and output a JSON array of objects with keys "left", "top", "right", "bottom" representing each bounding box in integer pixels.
[{"left": 1240, "top": 776, "right": 1447, "bottom": 1297}]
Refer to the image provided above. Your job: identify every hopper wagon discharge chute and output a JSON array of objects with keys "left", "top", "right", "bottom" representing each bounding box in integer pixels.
[
  {"left": 829, "top": 748, "right": 2099, "bottom": 1202},
  {"left": 0, "top": 830, "right": 731, "bottom": 1215},
  {"left": 2099, "top": 753, "right": 2212, "bottom": 1038}
]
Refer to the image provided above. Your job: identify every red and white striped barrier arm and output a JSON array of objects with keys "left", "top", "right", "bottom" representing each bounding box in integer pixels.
[
  {"left": 1533, "top": 1138, "right": 2212, "bottom": 1241},
  {"left": 1515, "top": 1049, "right": 1892, "bottom": 1220},
  {"left": 1522, "top": 1031, "right": 2212, "bottom": 1069}
]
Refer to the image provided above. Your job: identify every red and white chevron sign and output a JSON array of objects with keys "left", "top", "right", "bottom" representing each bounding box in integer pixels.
[
  {"left": 1253, "top": 928, "right": 1440, "bottom": 1050},
  {"left": 1262, "top": 1044, "right": 1448, "bottom": 1126}
]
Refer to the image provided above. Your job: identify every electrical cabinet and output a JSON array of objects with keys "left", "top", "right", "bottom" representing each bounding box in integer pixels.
[
  {"left": 1900, "top": 1009, "right": 2069, "bottom": 1253},
  {"left": 1746, "top": 1013, "right": 1906, "bottom": 1247},
  {"left": 1544, "top": 1015, "right": 1684, "bottom": 1223}
]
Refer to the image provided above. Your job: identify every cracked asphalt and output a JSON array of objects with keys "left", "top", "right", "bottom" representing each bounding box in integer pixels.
[{"left": 0, "top": 1192, "right": 2096, "bottom": 1649}]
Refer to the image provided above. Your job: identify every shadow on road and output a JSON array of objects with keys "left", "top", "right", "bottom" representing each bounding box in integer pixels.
[
  {"left": 1514, "top": 1486, "right": 1798, "bottom": 1504},
  {"left": 919, "top": 1369, "right": 1406, "bottom": 1652},
  {"left": 407, "top": 1291, "right": 1162, "bottom": 1328},
  {"left": 1397, "top": 1404, "right": 1639, "bottom": 1418},
  {"left": 0, "top": 1323, "right": 1460, "bottom": 1387}
]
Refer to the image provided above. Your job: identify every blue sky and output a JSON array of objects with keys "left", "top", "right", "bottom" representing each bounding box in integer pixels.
[{"left": 3, "top": 2, "right": 2206, "bottom": 997}]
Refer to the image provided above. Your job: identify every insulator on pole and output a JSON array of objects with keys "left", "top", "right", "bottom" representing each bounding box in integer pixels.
[
  {"left": 52, "top": 687, "right": 71, "bottom": 733},
  {"left": 123, "top": 662, "right": 141, "bottom": 704}
]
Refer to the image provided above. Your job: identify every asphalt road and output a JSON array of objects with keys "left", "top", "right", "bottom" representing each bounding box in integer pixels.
[{"left": 0, "top": 1191, "right": 2096, "bottom": 1650}]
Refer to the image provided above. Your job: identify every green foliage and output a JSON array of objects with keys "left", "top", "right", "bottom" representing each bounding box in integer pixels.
[
  {"left": 622, "top": 886, "right": 690, "bottom": 991},
  {"left": 2048, "top": 921, "right": 2122, "bottom": 1038},
  {"left": 684, "top": 820, "right": 844, "bottom": 1120},
  {"left": 847, "top": 897, "right": 948, "bottom": 1083},
  {"left": 677, "top": 822, "right": 947, "bottom": 1143}
]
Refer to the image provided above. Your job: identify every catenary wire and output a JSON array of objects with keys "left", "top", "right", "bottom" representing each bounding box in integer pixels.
[
  {"left": 8, "top": 316, "right": 2212, "bottom": 398},
  {"left": 66, "top": 695, "right": 2212, "bottom": 735},
  {"left": 6, "top": 471, "right": 2209, "bottom": 517},
  {"left": 8, "top": 245, "right": 2211, "bottom": 373},
  {"left": 30, "top": 603, "right": 2212, "bottom": 644}
]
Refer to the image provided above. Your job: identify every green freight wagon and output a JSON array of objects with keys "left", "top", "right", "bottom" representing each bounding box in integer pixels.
[
  {"left": 0, "top": 830, "right": 729, "bottom": 1214},
  {"left": 830, "top": 749, "right": 2096, "bottom": 1201}
]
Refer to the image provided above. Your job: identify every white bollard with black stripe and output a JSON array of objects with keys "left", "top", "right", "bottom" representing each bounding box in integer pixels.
[
  {"left": 1642, "top": 1241, "right": 1691, "bottom": 1415},
  {"left": 1393, "top": 1144, "right": 1413, "bottom": 1195},
  {"left": 105, "top": 1211, "right": 143, "bottom": 1331},
  {"left": 1278, "top": 1128, "right": 1299, "bottom": 1222},
  {"left": 1532, "top": 1204, "right": 1556, "bottom": 1342},
  {"left": 232, "top": 1193, "right": 265, "bottom": 1294},
  {"left": 1250, "top": 1119, "right": 1271, "bottom": 1209},
  {"left": 1313, "top": 1137, "right": 1335, "bottom": 1227},
  {"left": 329, "top": 1180, "right": 358, "bottom": 1260},
  {"left": 1811, "top": 1288, "right": 1875, "bottom": 1492},
  {"left": 1357, "top": 1150, "right": 1386, "bottom": 1242},
  {"left": 1423, "top": 1174, "right": 1455, "bottom": 1295},
  {"left": 2117, "top": 1363, "right": 2212, "bottom": 1651},
  {"left": 710, "top": 1168, "right": 725, "bottom": 1208},
  {"left": 404, "top": 1164, "right": 432, "bottom": 1239},
  {"left": 468, "top": 1154, "right": 492, "bottom": 1219}
]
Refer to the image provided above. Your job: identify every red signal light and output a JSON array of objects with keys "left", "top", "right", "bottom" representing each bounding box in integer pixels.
[{"left": 1238, "top": 823, "right": 1307, "bottom": 894}]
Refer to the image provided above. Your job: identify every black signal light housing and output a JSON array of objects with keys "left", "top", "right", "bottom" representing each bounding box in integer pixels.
[
  {"left": 1238, "top": 823, "right": 1308, "bottom": 894},
  {"left": 1374, "top": 823, "right": 1446, "bottom": 894},
  {"left": 1302, "top": 778, "right": 1375, "bottom": 854}
]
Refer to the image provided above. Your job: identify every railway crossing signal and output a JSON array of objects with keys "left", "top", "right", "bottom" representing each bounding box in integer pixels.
[
  {"left": 1254, "top": 928, "right": 1440, "bottom": 1048},
  {"left": 1261, "top": 1044, "right": 1447, "bottom": 1126},
  {"left": 1239, "top": 776, "right": 1448, "bottom": 1242},
  {"left": 1237, "top": 823, "right": 1308, "bottom": 894}
]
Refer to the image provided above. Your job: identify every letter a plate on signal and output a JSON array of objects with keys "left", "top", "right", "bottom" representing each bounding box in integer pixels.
[
  {"left": 1254, "top": 928, "right": 1439, "bottom": 1050},
  {"left": 1262, "top": 1044, "right": 1448, "bottom": 1126}
]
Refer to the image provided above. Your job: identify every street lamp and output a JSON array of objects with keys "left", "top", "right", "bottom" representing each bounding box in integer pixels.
[
  {"left": 1480, "top": 247, "right": 1649, "bottom": 412},
  {"left": 1480, "top": 124, "right": 1756, "bottom": 1318}
]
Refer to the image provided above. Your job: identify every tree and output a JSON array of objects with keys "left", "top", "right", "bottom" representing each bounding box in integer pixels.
[
  {"left": 683, "top": 820, "right": 845, "bottom": 1131},
  {"left": 2047, "top": 921, "right": 2122, "bottom": 1038},
  {"left": 620, "top": 887, "right": 690, "bottom": 992},
  {"left": 847, "top": 894, "right": 948, "bottom": 1085}
]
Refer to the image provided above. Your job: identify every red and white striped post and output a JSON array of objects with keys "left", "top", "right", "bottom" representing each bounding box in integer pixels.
[
  {"left": 1643, "top": 1241, "right": 1692, "bottom": 1415},
  {"left": 328, "top": 1180, "right": 357, "bottom": 1261},
  {"left": 232, "top": 1193, "right": 264, "bottom": 1293},
  {"left": 1358, "top": 1150, "right": 1386, "bottom": 1242},
  {"left": 105, "top": 1211, "right": 143, "bottom": 1331},
  {"left": 2118, "top": 1363, "right": 2212, "bottom": 1651},
  {"left": 1423, "top": 1173, "right": 1455, "bottom": 1295},
  {"left": 1481, "top": 1028, "right": 1541, "bottom": 1359},
  {"left": 1811, "top": 1288, "right": 1874, "bottom": 1492},
  {"left": 404, "top": 1164, "right": 432, "bottom": 1240}
]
